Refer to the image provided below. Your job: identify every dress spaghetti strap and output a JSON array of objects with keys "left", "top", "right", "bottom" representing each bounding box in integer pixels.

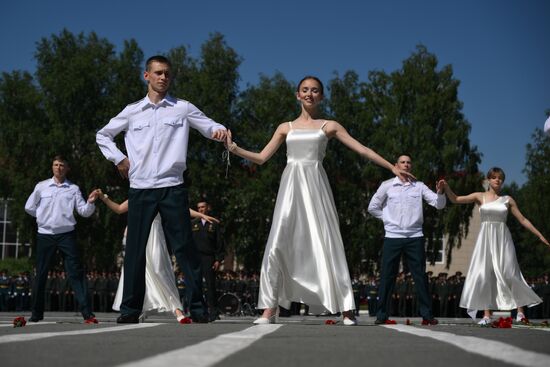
[
  {"left": 288, "top": 121, "right": 293, "bottom": 129},
  {"left": 320, "top": 120, "right": 328, "bottom": 131}
]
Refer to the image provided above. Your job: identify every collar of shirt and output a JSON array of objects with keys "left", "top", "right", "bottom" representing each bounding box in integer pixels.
[
  {"left": 48, "top": 177, "right": 70, "bottom": 188},
  {"left": 141, "top": 94, "right": 177, "bottom": 110},
  {"left": 391, "top": 176, "right": 415, "bottom": 187}
]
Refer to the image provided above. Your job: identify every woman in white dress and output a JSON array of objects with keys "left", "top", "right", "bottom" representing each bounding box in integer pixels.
[
  {"left": 442, "top": 167, "right": 549, "bottom": 325},
  {"left": 95, "top": 189, "right": 219, "bottom": 323},
  {"left": 225, "top": 76, "right": 413, "bottom": 325}
]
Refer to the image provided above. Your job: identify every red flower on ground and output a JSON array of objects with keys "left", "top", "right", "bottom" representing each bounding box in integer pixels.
[
  {"left": 178, "top": 316, "right": 192, "bottom": 324},
  {"left": 491, "top": 317, "right": 512, "bottom": 328},
  {"left": 325, "top": 320, "right": 336, "bottom": 325},
  {"left": 13, "top": 316, "right": 26, "bottom": 328}
]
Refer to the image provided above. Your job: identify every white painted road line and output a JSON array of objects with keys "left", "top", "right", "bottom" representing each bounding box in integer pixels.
[
  {"left": 0, "top": 323, "right": 161, "bottom": 344},
  {"left": 513, "top": 325, "right": 550, "bottom": 332},
  {"left": 383, "top": 324, "right": 549, "bottom": 367},
  {"left": 116, "top": 324, "right": 283, "bottom": 367}
]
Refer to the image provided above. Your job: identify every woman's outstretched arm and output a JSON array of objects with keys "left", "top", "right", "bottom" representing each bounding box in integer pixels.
[
  {"left": 226, "top": 123, "right": 288, "bottom": 165},
  {"left": 508, "top": 196, "right": 550, "bottom": 247},
  {"left": 95, "top": 189, "right": 128, "bottom": 214},
  {"left": 440, "top": 181, "right": 482, "bottom": 205},
  {"left": 327, "top": 121, "right": 414, "bottom": 182}
]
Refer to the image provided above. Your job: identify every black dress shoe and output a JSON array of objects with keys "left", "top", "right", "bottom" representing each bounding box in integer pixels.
[
  {"left": 29, "top": 315, "right": 43, "bottom": 322},
  {"left": 116, "top": 314, "right": 140, "bottom": 324},
  {"left": 191, "top": 314, "right": 210, "bottom": 323}
]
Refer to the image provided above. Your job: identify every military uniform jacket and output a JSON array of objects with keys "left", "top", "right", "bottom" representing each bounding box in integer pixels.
[{"left": 191, "top": 218, "right": 224, "bottom": 262}]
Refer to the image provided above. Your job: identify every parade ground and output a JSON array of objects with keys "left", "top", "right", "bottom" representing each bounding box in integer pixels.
[{"left": 1, "top": 312, "right": 549, "bottom": 367}]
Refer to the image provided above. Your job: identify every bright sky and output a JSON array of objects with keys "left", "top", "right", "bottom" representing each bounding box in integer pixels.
[{"left": 2, "top": 0, "right": 549, "bottom": 185}]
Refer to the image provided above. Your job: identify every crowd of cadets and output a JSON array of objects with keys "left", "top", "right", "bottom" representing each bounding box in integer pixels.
[{"left": 2, "top": 268, "right": 550, "bottom": 319}]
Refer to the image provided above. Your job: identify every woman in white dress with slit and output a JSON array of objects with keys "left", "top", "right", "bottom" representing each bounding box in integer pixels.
[
  {"left": 442, "top": 167, "right": 549, "bottom": 324},
  {"left": 95, "top": 189, "right": 219, "bottom": 323},
  {"left": 225, "top": 76, "right": 413, "bottom": 325}
]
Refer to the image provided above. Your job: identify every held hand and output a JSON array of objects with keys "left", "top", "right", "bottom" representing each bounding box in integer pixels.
[
  {"left": 87, "top": 190, "right": 99, "bottom": 203},
  {"left": 212, "top": 129, "right": 228, "bottom": 142},
  {"left": 94, "top": 189, "right": 109, "bottom": 201},
  {"left": 225, "top": 129, "right": 234, "bottom": 148},
  {"left": 436, "top": 180, "right": 446, "bottom": 194},
  {"left": 117, "top": 158, "right": 130, "bottom": 179}
]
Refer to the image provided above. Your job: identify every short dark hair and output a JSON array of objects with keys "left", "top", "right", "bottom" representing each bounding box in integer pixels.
[
  {"left": 296, "top": 76, "right": 324, "bottom": 95},
  {"left": 52, "top": 155, "right": 68, "bottom": 165},
  {"left": 487, "top": 167, "right": 505, "bottom": 181},
  {"left": 396, "top": 153, "right": 412, "bottom": 163},
  {"left": 146, "top": 55, "right": 172, "bottom": 71}
]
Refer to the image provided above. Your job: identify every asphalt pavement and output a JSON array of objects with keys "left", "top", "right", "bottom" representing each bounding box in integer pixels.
[{"left": 1, "top": 312, "right": 549, "bottom": 367}]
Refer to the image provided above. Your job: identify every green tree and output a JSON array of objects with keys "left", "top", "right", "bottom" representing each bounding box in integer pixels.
[
  {"left": 513, "top": 127, "right": 550, "bottom": 276},
  {"left": 326, "top": 45, "right": 482, "bottom": 272},
  {"left": 167, "top": 33, "right": 243, "bottom": 249},
  {"left": 223, "top": 73, "right": 298, "bottom": 270},
  {"left": 0, "top": 29, "right": 145, "bottom": 270},
  {"left": 0, "top": 70, "right": 48, "bottom": 237},
  {"left": 1, "top": 33, "right": 483, "bottom": 275}
]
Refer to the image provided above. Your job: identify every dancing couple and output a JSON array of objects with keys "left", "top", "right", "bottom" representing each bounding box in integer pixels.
[{"left": 96, "top": 54, "right": 412, "bottom": 326}]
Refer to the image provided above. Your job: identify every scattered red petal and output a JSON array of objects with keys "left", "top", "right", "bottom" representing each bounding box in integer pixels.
[
  {"left": 325, "top": 320, "right": 337, "bottom": 325},
  {"left": 13, "top": 316, "right": 26, "bottom": 328}
]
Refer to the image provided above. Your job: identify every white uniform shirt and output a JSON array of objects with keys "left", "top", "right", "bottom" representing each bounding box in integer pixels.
[
  {"left": 25, "top": 178, "right": 95, "bottom": 234},
  {"left": 96, "top": 94, "right": 226, "bottom": 189},
  {"left": 544, "top": 116, "right": 550, "bottom": 135},
  {"left": 368, "top": 177, "right": 446, "bottom": 238}
]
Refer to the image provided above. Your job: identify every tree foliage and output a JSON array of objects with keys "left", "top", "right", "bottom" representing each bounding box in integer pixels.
[
  {"left": 1, "top": 32, "right": 484, "bottom": 274},
  {"left": 0, "top": 29, "right": 144, "bottom": 270},
  {"left": 326, "top": 46, "right": 482, "bottom": 271},
  {"left": 511, "top": 127, "right": 550, "bottom": 276}
]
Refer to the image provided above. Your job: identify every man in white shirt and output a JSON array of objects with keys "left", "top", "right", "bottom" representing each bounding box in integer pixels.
[
  {"left": 96, "top": 55, "right": 227, "bottom": 323},
  {"left": 25, "top": 155, "right": 98, "bottom": 323},
  {"left": 368, "top": 154, "right": 445, "bottom": 325}
]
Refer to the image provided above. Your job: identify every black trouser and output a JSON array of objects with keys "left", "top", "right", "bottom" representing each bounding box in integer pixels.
[
  {"left": 201, "top": 254, "right": 218, "bottom": 313},
  {"left": 32, "top": 231, "right": 91, "bottom": 318},
  {"left": 0, "top": 290, "right": 8, "bottom": 311},
  {"left": 122, "top": 185, "right": 206, "bottom": 318},
  {"left": 376, "top": 237, "right": 433, "bottom": 321}
]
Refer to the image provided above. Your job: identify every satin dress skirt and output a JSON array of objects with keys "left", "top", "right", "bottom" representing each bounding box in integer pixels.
[
  {"left": 257, "top": 160, "right": 355, "bottom": 314},
  {"left": 460, "top": 220, "right": 541, "bottom": 315},
  {"left": 113, "top": 215, "right": 183, "bottom": 314}
]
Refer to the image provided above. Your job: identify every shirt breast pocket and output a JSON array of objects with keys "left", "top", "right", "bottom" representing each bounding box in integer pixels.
[
  {"left": 162, "top": 119, "right": 184, "bottom": 139},
  {"left": 131, "top": 121, "right": 151, "bottom": 132},
  {"left": 39, "top": 194, "right": 53, "bottom": 204},
  {"left": 406, "top": 193, "right": 420, "bottom": 205},
  {"left": 162, "top": 119, "right": 183, "bottom": 129}
]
